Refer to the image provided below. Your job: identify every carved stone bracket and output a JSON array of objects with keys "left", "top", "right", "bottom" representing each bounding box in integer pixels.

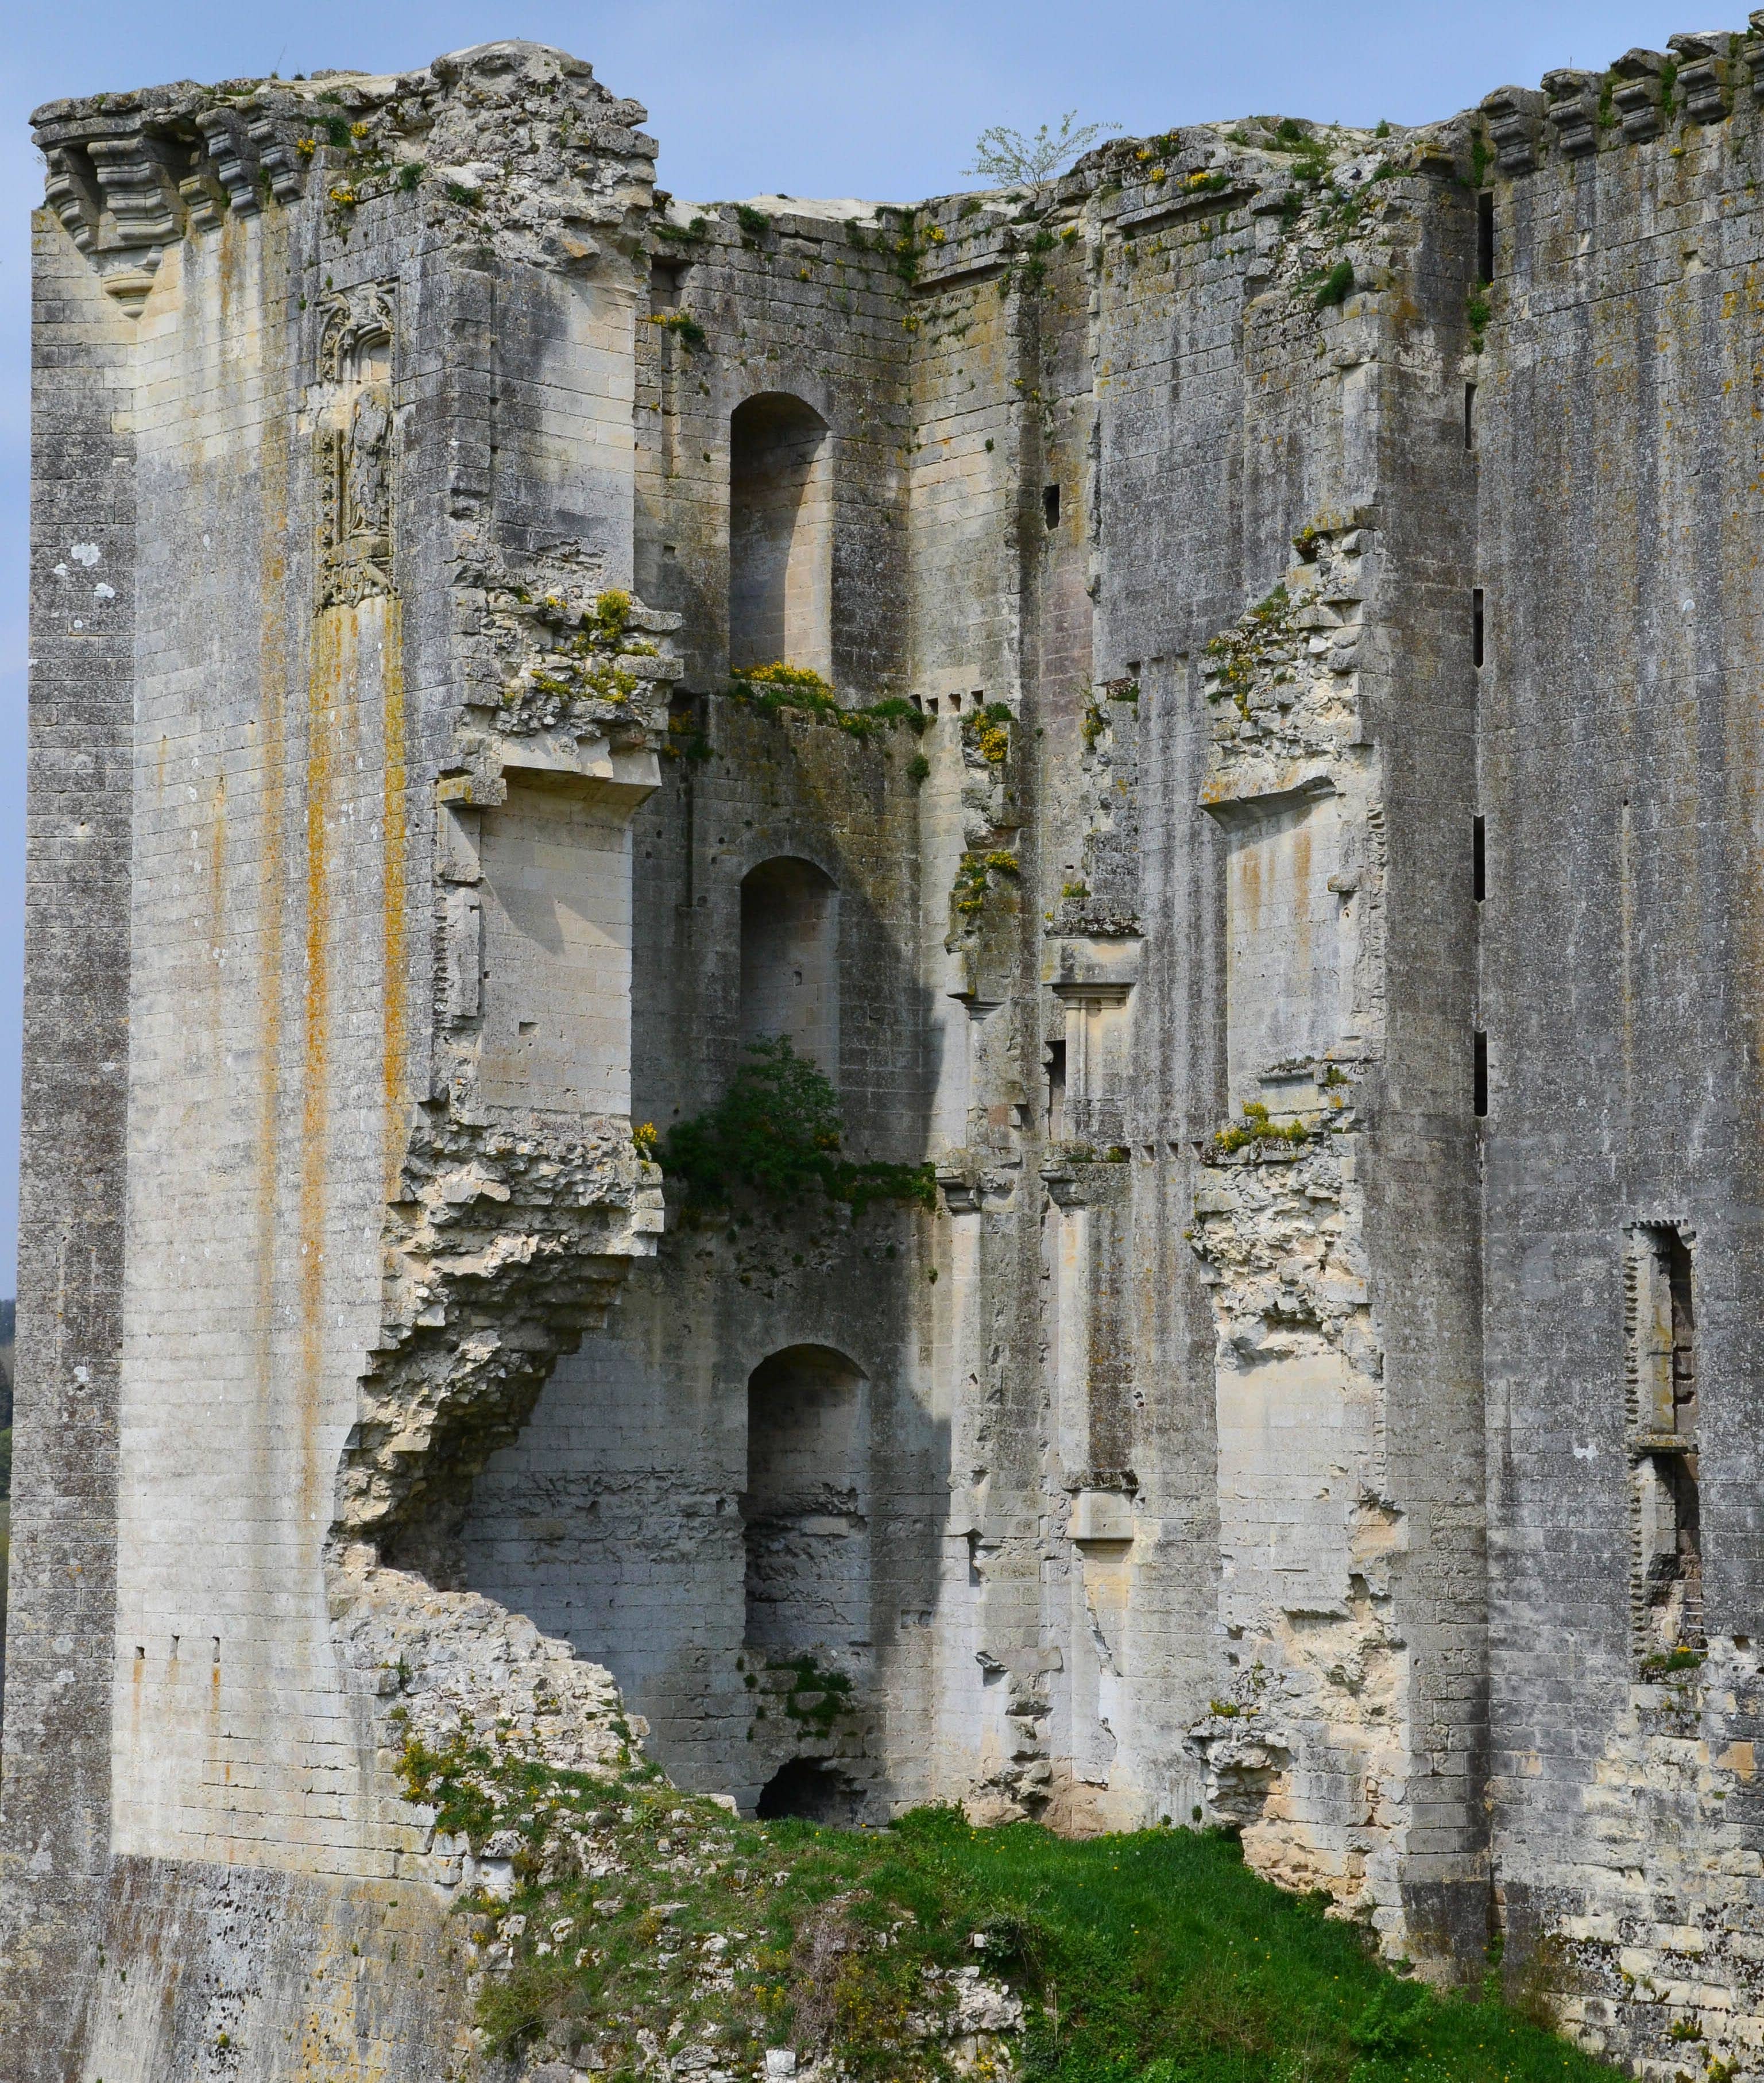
[
  {"left": 193, "top": 107, "right": 262, "bottom": 217},
  {"left": 1611, "top": 51, "right": 1670, "bottom": 145},
  {"left": 1480, "top": 87, "right": 1546, "bottom": 175},
  {"left": 1541, "top": 69, "right": 1604, "bottom": 158},
  {"left": 32, "top": 88, "right": 310, "bottom": 314},
  {"left": 34, "top": 105, "right": 183, "bottom": 313},
  {"left": 1670, "top": 33, "right": 1735, "bottom": 124}
]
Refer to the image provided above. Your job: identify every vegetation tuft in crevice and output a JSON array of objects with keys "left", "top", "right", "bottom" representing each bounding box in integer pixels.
[
  {"left": 726, "top": 663, "right": 929, "bottom": 742},
  {"left": 662, "top": 1038, "right": 935, "bottom": 1218}
]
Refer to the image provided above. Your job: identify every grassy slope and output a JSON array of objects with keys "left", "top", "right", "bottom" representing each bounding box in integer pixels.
[
  {"left": 407, "top": 1731, "right": 1621, "bottom": 2083},
  {"left": 929, "top": 1822, "right": 1610, "bottom": 2083}
]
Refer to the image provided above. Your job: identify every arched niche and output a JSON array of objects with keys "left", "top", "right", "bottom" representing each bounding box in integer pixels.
[
  {"left": 729, "top": 392, "right": 831, "bottom": 678},
  {"left": 739, "top": 856, "right": 838, "bottom": 1072},
  {"left": 742, "top": 1344, "right": 869, "bottom": 1655}
]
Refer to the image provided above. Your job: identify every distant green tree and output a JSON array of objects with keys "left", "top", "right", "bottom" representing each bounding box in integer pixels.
[{"left": 966, "top": 110, "right": 1120, "bottom": 184}]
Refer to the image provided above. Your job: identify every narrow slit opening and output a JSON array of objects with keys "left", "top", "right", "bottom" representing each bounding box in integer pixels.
[
  {"left": 1473, "top": 1030, "right": 1488, "bottom": 1118},
  {"left": 1464, "top": 381, "right": 1476, "bottom": 450},
  {"left": 1045, "top": 1038, "right": 1067, "bottom": 1142},
  {"left": 1043, "top": 484, "right": 1061, "bottom": 531},
  {"left": 1473, "top": 815, "right": 1486, "bottom": 903},
  {"left": 1472, "top": 587, "right": 1486, "bottom": 668},
  {"left": 1477, "top": 190, "right": 1495, "bottom": 284},
  {"left": 1630, "top": 1224, "right": 1703, "bottom": 1659}
]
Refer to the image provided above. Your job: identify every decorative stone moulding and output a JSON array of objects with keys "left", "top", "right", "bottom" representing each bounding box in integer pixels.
[
  {"left": 32, "top": 88, "right": 309, "bottom": 313},
  {"left": 1611, "top": 51, "right": 1670, "bottom": 144},
  {"left": 1670, "top": 33, "right": 1735, "bottom": 122},
  {"left": 1541, "top": 69, "right": 1604, "bottom": 157},
  {"left": 1480, "top": 86, "right": 1547, "bottom": 173},
  {"left": 1745, "top": 12, "right": 1764, "bottom": 101},
  {"left": 192, "top": 107, "right": 262, "bottom": 217}
]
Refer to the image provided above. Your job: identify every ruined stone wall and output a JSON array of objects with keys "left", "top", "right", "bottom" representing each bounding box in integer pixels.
[
  {"left": 1476, "top": 32, "right": 1764, "bottom": 2072},
  {"left": 24, "top": 22, "right": 1764, "bottom": 2083},
  {"left": 6, "top": 41, "right": 675, "bottom": 2077},
  {"left": 452, "top": 111, "right": 1501, "bottom": 1896},
  {"left": 459, "top": 694, "right": 936, "bottom": 1813}
]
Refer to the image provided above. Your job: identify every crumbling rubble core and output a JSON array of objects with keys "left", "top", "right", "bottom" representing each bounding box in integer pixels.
[
  {"left": 1186, "top": 520, "right": 1406, "bottom": 1942},
  {"left": 345, "top": 578, "right": 678, "bottom": 1575},
  {"left": 16, "top": 17, "right": 1764, "bottom": 2083}
]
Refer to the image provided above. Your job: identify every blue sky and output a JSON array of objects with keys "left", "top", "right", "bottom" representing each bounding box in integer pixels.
[{"left": 0, "top": 0, "right": 1693, "bottom": 1294}]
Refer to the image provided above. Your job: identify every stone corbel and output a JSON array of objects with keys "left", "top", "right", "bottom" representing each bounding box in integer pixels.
[
  {"left": 40, "top": 146, "right": 99, "bottom": 254},
  {"left": 1670, "top": 33, "right": 1734, "bottom": 124},
  {"left": 1479, "top": 87, "right": 1546, "bottom": 174},
  {"left": 1040, "top": 1164, "right": 1087, "bottom": 1209},
  {"left": 1040, "top": 936, "right": 1140, "bottom": 1002},
  {"left": 1745, "top": 14, "right": 1764, "bottom": 101},
  {"left": 1199, "top": 766, "right": 1336, "bottom": 828},
  {"left": 194, "top": 107, "right": 262, "bottom": 217},
  {"left": 476, "top": 731, "right": 663, "bottom": 814},
  {"left": 33, "top": 103, "right": 183, "bottom": 312},
  {"left": 935, "top": 1162, "right": 981, "bottom": 1215},
  {"left": 1611, "top": 51, "right": 1670, "bottom": 144},
  {"left": 1070, "top": 1488, "right": 1135, "bottom": 1548},
  {"left": 243, "top": 102, "right": 306, "bottom": 202},
  {"left": 1541, "top": 69, "right": 1604, "bottom": 157}
]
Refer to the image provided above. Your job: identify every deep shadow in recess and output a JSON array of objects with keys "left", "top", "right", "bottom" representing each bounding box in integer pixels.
[{"left": 755, "top": 1757, "right": 862, "bottom": 1826}]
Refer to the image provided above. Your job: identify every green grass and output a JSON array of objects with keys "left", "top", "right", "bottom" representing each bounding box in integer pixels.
[
  {"left": 406, "top": 1726, "right": 1623, "bottom": 2083},
  {"left": 934, "top": 1824, "right": 1614, "bottom": 2083}
]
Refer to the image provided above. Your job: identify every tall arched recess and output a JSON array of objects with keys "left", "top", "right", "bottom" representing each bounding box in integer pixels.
[
  {"left": 742, "top": 1344, "right": 871, "bottom": 1657},
  {"left": 740, "top": 856, "right": 838, "bottom": 1071},
  {"left": 729, "top": 392, "right": 831, "bottom": 678}
]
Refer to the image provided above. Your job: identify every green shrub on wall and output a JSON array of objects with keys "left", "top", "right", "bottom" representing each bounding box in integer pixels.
[{"left": 663, "top": 1038, "right": 934, "bottom": 1217}]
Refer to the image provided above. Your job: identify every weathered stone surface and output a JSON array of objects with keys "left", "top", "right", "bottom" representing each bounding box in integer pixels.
[{"left": 13, "top": 23, "right": 1764, "bottom": 2081}]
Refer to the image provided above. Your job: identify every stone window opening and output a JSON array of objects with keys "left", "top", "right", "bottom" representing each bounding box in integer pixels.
[
  {"left": 1473, "top": 1030, "right": 1488, "bottom": 1118},
  {"left": 741, "top": 1344, "right": 871, "bottom": 1657},
  {"left": 1043, "top": 483, "right": 1061, "bottom": 531},
  {"left": 739, "top": 856, "right": 838, "bottom": 1071},
  {"left": 1473, "top": 815, "right": 1486, "bottom": 903},
  {"left": 1627, "top": 1223, "right": 1703, "bottom": 1659},
  {"left": 1477, "top": 189, "right": 1495, "bottom": 283},
  {"left": 729, "top": 391, "right": 831, "bottom": 679},
  {"left": 1464, "top": 381, "right": 1477, "bottom": 450},
  {"left": 1472, "top": 587, "right": 1486, "bottom": 668},
  {"left": 1045, "top": 1035, "right": 1067, "bottom": 1142}
]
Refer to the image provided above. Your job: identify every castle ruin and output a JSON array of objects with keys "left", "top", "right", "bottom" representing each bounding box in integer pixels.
[{"left": 8, "top": 25, "right": 1764, "bottom": 2078}]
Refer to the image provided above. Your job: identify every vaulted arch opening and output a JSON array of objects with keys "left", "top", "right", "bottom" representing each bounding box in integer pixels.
[
  {"left": 729, "top": 392, "right": 831, "bottom": 678},
  {"left": 755, "top": 1757, "right": 862, "bottom": 1826},
  {"left": 739, "top": 856, "right": 838, "bottom": 1071},
  {"left": 742, "top": 1344, "right": 869, "bottom": 1655}
]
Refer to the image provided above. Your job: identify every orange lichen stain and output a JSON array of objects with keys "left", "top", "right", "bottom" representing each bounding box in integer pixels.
[
  {"left": 1719, "top": 1741, "right": 1756, "bottom": 1781},
  {"left": 254, "top": 207, "right": 289, "bottom": 1443},
  {"left": 216, "top": 207, "right": 239, "bottom": 343},
  {"left": 381, "top": 593, "right": 408, "bottom": 1201},
  {"left": 302, "top": 604, "right": 343, "bottom": 1524}
]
